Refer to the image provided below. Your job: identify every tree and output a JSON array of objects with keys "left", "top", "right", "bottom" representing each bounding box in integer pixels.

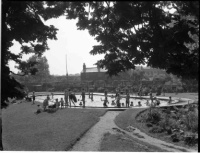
[
  {"left": 61, "top": 1, "right": 198, "bottom": 80},
  {"left": 1, "top": 1, "right": 67, "bottom": 108},
  {"left": 14, "top": 55, "right": 50, "bottom": 84},
  {"left": 2, "top": 1, "right": 199, "bottom": 106}
]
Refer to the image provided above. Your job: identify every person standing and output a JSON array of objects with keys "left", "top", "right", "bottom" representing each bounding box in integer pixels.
[
  {"left": 51, "top": 92, "right": 54, "bottom": 99},
  {"left": 43, "top": 96, "right": 48, "bottom": 111},
  {"left": 103, "top": 92, "right": 109, "bottom": 107},
  {"left": 68, "top": 89, "right": 72, "bottom": 107},
  {"left": 81, "top": 88, "right": 86, "bottom": 108},
  {"left": 116, "top": 93, "right": 121, "bottom": 108},
  {"left": 60, "top": 98, "right": 64, "bottom": 109},
  {"left": 104, "top": 88, "right": 108, "bottom": 96},
  {"left": 126, "top": 92, "right": 130, "bottom": 108},
  {"left": 32, "top": 91, "right": 35, "bottom": 105},
  {"left": 64, "top": 89, "right": 69, "bottom": 107},
  {"left": 168, "top": 96, "right": 172, "bottom": 104},
  {"left": 91, "top": 92, "right": 94, "bottom": 101},
  {"left": 55, "top": 98, "right": 60, "bottom": 109},
  {"left": 47, "top": 95, "right": 50, "bottom": 101}
]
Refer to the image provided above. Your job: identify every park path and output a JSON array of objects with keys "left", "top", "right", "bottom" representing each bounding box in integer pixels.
[{"left": 70, "top": 111, "right": 197, "bottom": 152}]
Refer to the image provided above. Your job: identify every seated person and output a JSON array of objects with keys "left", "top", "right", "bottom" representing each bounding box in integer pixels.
[
  {"left": 49, "top": 102, "right": 56, "bottom": 109},
  {"left": 168, "top": 96, "right": 172, "bottom": 104},
  {"left": 156, "top": 99, "right": 160, "bottom": 106},
  {"left": 138, "top": 101, "right": 142, "bottom": 107},
  {"left": 111, "top": 100, "right": 116, "bottom": 106},
  {"left": 135, "top": 101, "right": 142, "bottom": 107},
  {"left": 130, "top": 101, "right": 134, "bottom": 106},
  {"left": 145, "top": 100, "right": 150, "bottom": 106},
  {"left": 35, "top": 105, "right": 43, "bottom": 114},
  {"left": 154, "top": 97, "right": 160, "bottom": 106}
]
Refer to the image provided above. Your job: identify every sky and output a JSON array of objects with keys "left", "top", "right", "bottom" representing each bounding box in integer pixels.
[{"left": 9, "top": 16, "right": 105, "bottom": 75}]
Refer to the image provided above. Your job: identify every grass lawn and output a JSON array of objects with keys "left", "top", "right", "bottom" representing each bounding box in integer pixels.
[
  {"left": 100, "top": 132, "right": 167, "bottom": 152},
  {"left": 2, "top": 101, "right": 107, "bottom": 151}
]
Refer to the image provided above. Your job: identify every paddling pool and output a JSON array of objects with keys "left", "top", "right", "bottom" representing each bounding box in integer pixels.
[{"left": 33, "top": 93, "right": 193, "bottom": 109}]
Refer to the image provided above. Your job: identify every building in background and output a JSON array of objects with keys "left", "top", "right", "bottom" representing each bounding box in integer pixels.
[{"left": 80, "top": 63, "right": 178, "bottom": 92}]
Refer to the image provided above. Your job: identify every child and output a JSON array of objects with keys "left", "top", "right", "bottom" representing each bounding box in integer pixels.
[
  {"left": 102, "top": 93, "right": 109, "bottom": 107},
  {"left": 43, "top": 97, "right": 48, "bottom": 111},
  {"left": 138, "top": 101, "right": 142, "bottom": 107},
  {"left": 111, "top": 100, "right": 116, "bottom": 106},
  {"left": 60, "top": 98, "right": 64, "bottom": 109},
  {"left": 81, "top": 88, "right": 86, "bottom": 108},
  {"left": 155, "top": 98, "right": 160, "bottom": 106},
  {"left": 55, "top": 98, "right": 60, "bottom": 109},
  {"left": 168, "top": 96, "right": 172, "bottom": 104},
  {"left": 68, "top": 89, "right": 72, "bottom": 107},
  {"left": 91, "top": 92, "right": 94, "bottom": 101},
  {"left": 149, "top": 91, "right": 153, "bottom": 104},
  {"left": 64, "top": 89, "right": 69, "bottom": 107},
  {"left": 32, "top": 91, "right": 35, "bottom": 105},
  {"left": 35, "top": 105, "right": 42, "bottom": 114},
  {"left": 130, "top": 101, "right": 134, "bottom": 107},
  {"left": 47, "top": 95, "right": 50, "bottom": 101},
  {"left": 116, "top": 93, "right": 121, "bottom": 108},
  {"left": 126, "top": 92, "right": 130, "bottom": 108},
  {"left": 145, "top": 100, "right": 150, "bottom": 106}
]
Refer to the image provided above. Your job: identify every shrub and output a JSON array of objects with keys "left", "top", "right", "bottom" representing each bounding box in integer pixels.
[
  {"left": 149, "top": 126, "right": 164, "bottom": 133},
  {"left": 184, "top": 132, "right": 198, "bottom": 146},
  {"left": 147, "top": 108, "right": 162, "bottom": 124},
  {"left": 168, "top": 118, "right": 180, "bottom": 130},
  {"left": 182, "top": 111, "right": 198, "bottom": 132}
]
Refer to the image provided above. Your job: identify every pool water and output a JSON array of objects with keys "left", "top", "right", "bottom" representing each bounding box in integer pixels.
[{"left": 35, "top": 93, "right": 170, "bottom": 108}]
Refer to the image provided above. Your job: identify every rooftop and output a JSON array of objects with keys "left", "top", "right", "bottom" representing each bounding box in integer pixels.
[{"left": 82, "top": 67, "right": 107, "bottom": 73}]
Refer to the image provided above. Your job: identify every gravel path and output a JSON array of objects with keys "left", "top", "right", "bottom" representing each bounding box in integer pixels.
[
  {"left": 70, "top": 111, "right": 121, "bottom": 151},
  {"left": 70, "top": 110, "right": 197, "bottom": 152}
]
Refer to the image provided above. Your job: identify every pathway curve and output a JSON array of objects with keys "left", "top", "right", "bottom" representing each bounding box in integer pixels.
[
  {"left": 70, "top": 111, "right": 197, "bottom": 152},
  {"left": 70, "top": 111, "right": 121, "bottom": 151}
]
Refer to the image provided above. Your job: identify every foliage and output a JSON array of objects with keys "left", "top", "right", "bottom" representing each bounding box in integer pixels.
[
  {"left": 149, "top": 126, "right": 164, "bottom": 133},
  {"left": 2, "top": 1, "right": 61, "bottom": 108},
  {"left": 14, "top": 55, "right": 51, "bottom": 84},
  {"left": 3, "top": 1, "right": 199, "bottom": 108},
  {"left": 182, "top": 111, "right": 198, "bottom": 133},
  {"left": 184, "top": 132, "right": 198, "bottom": 146},
  {"left": 61, "top": 1, "right": 199, "bottom": 80},
  {"left": 140, "top": 104, "right": 198, "bottom": 146},
  {"left": 144, "top": 108, "right": 162, "bottom": 124}
]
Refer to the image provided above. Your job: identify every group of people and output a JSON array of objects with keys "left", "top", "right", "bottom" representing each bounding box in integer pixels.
[
  {"left": 101, "top": 88, "right": 131, "bottom": 108},
  {"left": 32, "top": 87, "right": 173, "bottom": 112}
]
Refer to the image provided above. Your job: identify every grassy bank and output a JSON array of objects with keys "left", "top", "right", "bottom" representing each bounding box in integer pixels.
[
  {"left": 115, "top": 107, "right": 198, "bottom": 151},
  {"left": 100, "top": 132, "right": 167, "bottom": 152},
  {"left": 2, "top": 101, "right": 107, "bottom": 151}
]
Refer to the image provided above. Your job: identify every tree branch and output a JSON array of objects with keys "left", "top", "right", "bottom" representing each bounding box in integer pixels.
[{"left": 10, "top": 71, "right": 26, "bottom": 76}]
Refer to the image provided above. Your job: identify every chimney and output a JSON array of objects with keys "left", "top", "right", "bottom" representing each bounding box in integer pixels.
[{"left": 83, "top": 63, "right": 86, "bottom": 73}]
